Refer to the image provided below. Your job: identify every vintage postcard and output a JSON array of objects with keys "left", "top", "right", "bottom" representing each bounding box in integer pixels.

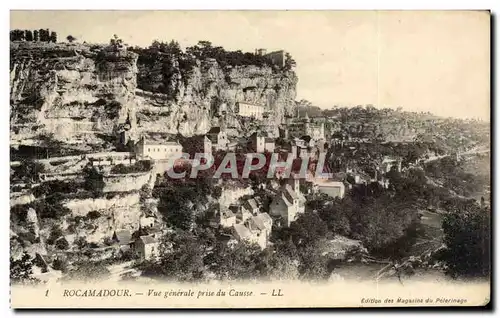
[{"left": 9, "top": 10, "right": 491, "bottom": 308}]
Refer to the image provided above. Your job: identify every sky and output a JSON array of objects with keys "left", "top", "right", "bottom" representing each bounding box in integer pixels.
[{"left": 10, "top": 10, "right": 490, "bottom": 121}]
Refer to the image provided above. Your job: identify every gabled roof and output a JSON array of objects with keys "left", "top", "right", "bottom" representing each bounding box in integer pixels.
[
  {"left": 220, "top": 208, "right": 235, "bottom": 219},
  {"left": 252, "top": 213, "right": 272, "bottom": 230},
  {"left": 250, "top": 132, "right": 265, "bottom": 138},
  {"left": 114, "top": 230, "right": 132, "bottom": 245},
  {"left": 138, "top": 235, "right": 158, "bottom": 245},
  {"left": 245, "top": 198, "right": 259, "bottom": 211},
  {"left": 280, "top": 193, "right": 294, "bottom": 207},
  {"left": 233, "top": 224, "right": 252, "bottom": 240},
  {"left": 207, "top": 127, "right": 222, "bottom": 134},
  {"left": 284, "top": 184, "right": 298, "bottom": 200}
]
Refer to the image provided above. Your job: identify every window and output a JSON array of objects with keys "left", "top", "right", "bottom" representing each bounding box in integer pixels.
[{"left": 148, "top": 148, "right": 150, "bottom": 152}]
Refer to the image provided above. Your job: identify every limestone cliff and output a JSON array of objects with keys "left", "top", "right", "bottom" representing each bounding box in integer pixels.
[
  {"left": 135, "top": 56, "right": 298, "bottom": 136},
  {"left": 10, "top": 42, "right": 298, "bottom": 144},
  {"left": 10, "top": 42, "right": 138, "bottom": 146}
]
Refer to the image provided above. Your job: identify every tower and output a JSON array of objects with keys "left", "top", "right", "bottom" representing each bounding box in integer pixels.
[
  {"left": 303, "top": 113, "right": 311, "bottom": 136},
  {"left": 289, "top": 174, "right": 301, "bottom": 194},
  {"left": 319, "top": 122, "right": 325, "bottom": 140}
]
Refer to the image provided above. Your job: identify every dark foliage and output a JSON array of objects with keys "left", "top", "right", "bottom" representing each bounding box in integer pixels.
[
  {"left": 110, "top": 160, "right": 152, "bottom": 174},
  {"left": 439, "top": 202, "right": 490, "bottom": 278},
  {"left": 82, "top": 165, "right": 105, "bottom": 197},
  {"left": 10, "top": 28, "right": 56, "bottom": 42},
  {"left": 10, "top": 253, "right": 40, "bottom": 285}
]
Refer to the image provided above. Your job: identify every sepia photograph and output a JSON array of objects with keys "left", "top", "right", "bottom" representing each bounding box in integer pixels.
[{"left": 8, "top": 10, "right": 491, "bottom": 308}]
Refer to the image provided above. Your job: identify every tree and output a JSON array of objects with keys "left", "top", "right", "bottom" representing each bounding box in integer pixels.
[
  {"left": 262, "top": 240, "right": 300, "bottom": 280},
  {"left": 110, "top": 34, "right": 124, "bottom": 50},
  {"left": 284, "top": 52, "right": 296, "bottom": 70},
  {"left": 49, "top": 31, "right": 57, "bottom": 43},
  {"left": 206, "top": 241, "right": 264, "bottom": 281},
  {"left": 74, "top": 236, "right": 88, "bottom": 249},
  {"left": 25, "top": 30, "right": 33, "bottom": 41},
  {"left": 10, "top": 253, "right": 40, "bottom": 285},
  {"left": 39, "top": 28, "right": 50, "bottom": 42},
  {"left": 12, "top": 159, "right": 45, "bottom": 184},
  {"left": 317, "top": 199, "right": 352, "bottom": 236},
  {"left": 139, "top": 184, "right": 152, "bottom": 202},
  {"left": 298, "top": 243, "right": 329, "bottom": 280},
  {"left": 52, "top": 258, "right": 69, "bottom": 272},
  {"left": 288, "top": 211, "right": 329, "bottom": 248},
  {"left": 439, "top": 204, "right": 490, "bottom": 278},
  {"left": 10, "top": 29, "right": 25, "bottom": 41},
  {"left": 83, "top": 165, "right": 105, "bottom": 196},
  {"left": 86, "top": 210, "right": 101, "bottom": 220},
  {"left": 33, "top": 30, "right": 39, "bottom": 41},
  {"left": 141, "top": 231, "right": 205, "bottom": 281},
  {"left": 63, "top": 261, "right": 111, "bottom": 282},
  {"left": 47, "top": 225, "right": 63, "bottom": 245},
  {"left": 66, "top": 35, "right": 76, "bottom": 43}
]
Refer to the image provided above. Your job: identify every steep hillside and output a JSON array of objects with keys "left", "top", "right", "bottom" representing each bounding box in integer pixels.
[{"left": 10, "top": 41, "right": 298, "bottom": 145}]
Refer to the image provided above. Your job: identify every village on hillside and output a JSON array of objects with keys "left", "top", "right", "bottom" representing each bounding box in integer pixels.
[{"left": 10, "top": 30, "right": 491, "bottom": 286}]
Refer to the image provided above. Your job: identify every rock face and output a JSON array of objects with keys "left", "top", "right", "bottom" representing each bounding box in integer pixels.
[
  {"left": 10, "top": 42, "right": 298, "bottom": 142},
  {"left": 135, "top": 58, "right": 298, "bottom": 136},
  {"left": 10, "top": 42, "right": 138, "bottom": 145}
]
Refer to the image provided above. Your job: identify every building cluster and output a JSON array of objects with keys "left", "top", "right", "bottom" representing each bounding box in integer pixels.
[
  {"left": 110, "top": 103, "right": 407, "bottom": 255},
  {"left": 111, "top": 213, "right": 163, "bottom": 261}
]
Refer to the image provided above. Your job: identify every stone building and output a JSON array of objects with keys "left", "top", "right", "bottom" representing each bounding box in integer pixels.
[
  {"left": 134, "top": 136, "right": 183, "bottom": 161},
  {"left": 314, "top": 180, "right": 346, "bottom": 199},
  {"left": 206, "top": 127, "right": 228, "bottom": 151},
  {"left": 134, "top": 235, "right": 159, "bottom": 261},
  {"left": 286, "top": 113, "right": 325, "bottom": 141},
  {"left": 250, "top": 132, "right": 275, "bottom": 153},
  {"left": 236, "top": 102, "right": 265, "bottom": 120},
  {"left": 270, "top": 178, "right": 306, "bottom": 227}
]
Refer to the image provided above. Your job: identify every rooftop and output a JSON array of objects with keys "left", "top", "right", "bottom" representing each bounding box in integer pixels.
[
  {"left": 245, "top": 198, "right": 259, "bottom": 211},
  {"left": 114, "top": 230, "right": 132, "bottom": 245},
  {"left": 140, "top": 136, "right": 181, "bottom": 146},
  {"left": 207, "top": 127, "right": 222, "bottom": 134},
  {"left": 233, "top": 224, "right": 252, "bottom": 240},
  {"left": 138, "top": 235, "right": 158, "bottom": 245}
]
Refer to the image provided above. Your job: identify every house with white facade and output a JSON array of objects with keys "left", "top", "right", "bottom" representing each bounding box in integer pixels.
[
  {"left": 206, "top": 127, "right": 228, "bottom": 151},
  {"left": 134, "top": 136, "right": 183, "bottom": 161},
  {"left": 270, "top": 178, "right": 306, "bottom": 227},
  {"left": 250, "top": 132, "right": 275, "bottom": 153},
  {"left": 242, "top": 198, "right": 260, "bottom": 215},
  {"left": 247, "top": 213, "right": 273, "bottom": 240},
  {"left": 232, "top": 223, "right": 267, "bottom": 250},
  {"left": 218, "top": 207, "right": 237, "bottom": 228},
  {"left": 314, "top": 180, "right": 346, "bottom": 199},
  {"left": 236, "top": 102, "right": 264, "bottom": 120},
  {"left": 134, "top": 235, "right": 160, "bottom": 261}
]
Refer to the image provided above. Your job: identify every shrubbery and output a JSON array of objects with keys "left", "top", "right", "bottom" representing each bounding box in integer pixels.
[
  {"left": 438, "top": 201, "right": 490, "bottom": 278},
  {"left": 110, "top": 160, "right": 152, "bottom": 174}
]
